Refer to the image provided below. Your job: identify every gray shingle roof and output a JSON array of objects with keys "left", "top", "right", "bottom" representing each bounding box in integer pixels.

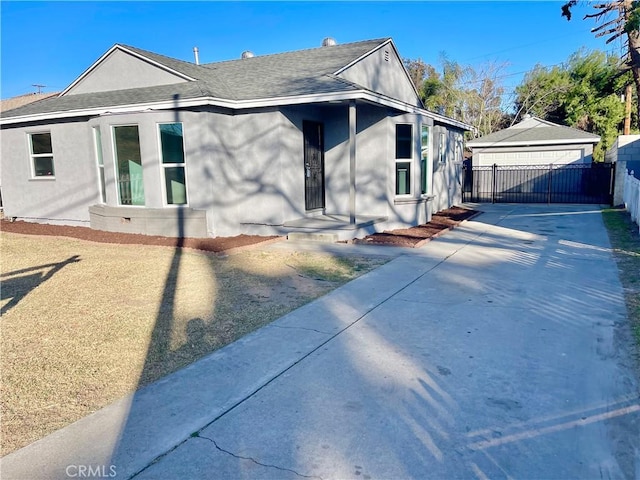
[
  {"left": 467, "top": 117, "right": 600, "bottom": 147},
  {"left": 1, "top": 38, "right": 390, "bottom": 119}
]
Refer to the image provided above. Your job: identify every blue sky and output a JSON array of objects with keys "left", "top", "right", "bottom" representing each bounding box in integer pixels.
[{"left": 0, "top": 1, "right": 619, "bottom": 103}]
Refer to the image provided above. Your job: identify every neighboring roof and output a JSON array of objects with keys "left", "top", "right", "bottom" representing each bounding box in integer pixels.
[
  {"left": 467, "top": 115, "right": 600, "bottom": 148},
  {"left": 0, "top": 92, "right": 60, "bottom": 113},
  {"left": 0, "top": 38, "right": 471, "bottom": 131}
]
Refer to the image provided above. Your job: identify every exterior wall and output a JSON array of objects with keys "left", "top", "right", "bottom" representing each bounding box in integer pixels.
[
  {"left": 473, "top": 144, "right": 594, "bottom": 167},
  {"left": 1, "top": 103, "right": 467, "bottom": 239},
  {"left": 196, "top": 108, "right": 294, "bottom": 237},
  {"left": 353, "top": 104, "right": 389, "bottom": 219},
  {"left": 338, "top": 47, "right": 420, "bottom": 107},
  {"left": 606, "top": 134, "right": 640, "bottom": 178},
  {"left": 67, "top": 50, "right": 188, "bottom": 95},
  {"left": 89, "top": 205, "right": 208, "bottom": 237},
  {"left": 431, "top": 124, "right": 464, "bottom": 213},
  {"left": 1, "top": 119, "right": 101, "bottom": 226},
  {"left": 606, "top": 135, "right": 640, "bottom": 205}
]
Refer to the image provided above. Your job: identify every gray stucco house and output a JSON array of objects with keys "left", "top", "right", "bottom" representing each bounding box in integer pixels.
[
  {"left": 0, "top": 38, "right": 470, "bottom": 240},
  {"left": 467, "top": 115, "right": 600, "bottom": 167}
]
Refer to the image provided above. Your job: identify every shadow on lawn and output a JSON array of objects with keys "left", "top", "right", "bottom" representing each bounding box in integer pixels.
[{"left": 0, "top": 255, "right": 80, "bottom": 316}]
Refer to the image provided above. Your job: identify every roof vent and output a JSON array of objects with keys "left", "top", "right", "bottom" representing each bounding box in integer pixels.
[
  {"left": 322, "top": 37, "right": 337, "bottom": 47},
  {"left": 241, "top": 51, "right": 255, "bottom": 59}
]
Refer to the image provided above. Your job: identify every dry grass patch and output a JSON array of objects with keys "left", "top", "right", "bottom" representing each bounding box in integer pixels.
[{"left": 1, "top": 232, "right": 387, "bottom": 456}]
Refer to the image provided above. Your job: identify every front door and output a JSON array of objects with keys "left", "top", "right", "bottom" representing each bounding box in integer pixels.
[{"left": 303, "top": 121, "right": 325, "bottom": 211}]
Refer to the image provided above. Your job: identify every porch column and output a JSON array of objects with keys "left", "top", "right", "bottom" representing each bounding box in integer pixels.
[{"left": 349, "top": 100, "right": 356, "bottom": 224}]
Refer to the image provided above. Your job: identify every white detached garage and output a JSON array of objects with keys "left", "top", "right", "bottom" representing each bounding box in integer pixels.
[{"left": 467, "top": 115, "right": 600, "bottom": 167}]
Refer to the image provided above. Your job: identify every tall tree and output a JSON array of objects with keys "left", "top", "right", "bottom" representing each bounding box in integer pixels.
[
  {"left": 514, "top": 50, "right": 631, "bottom": 160},
  {"left": 512, "top": 64, "right": 572, "bottom": 124},
  {"left": 460, "top": 60, "right": 511, "bottom": 137},
  {"left": 562, "top": 0, "right": 640, "bottom": 120},
  {"left": 404, "top": 56, "right": 510, "bottom": 136}
]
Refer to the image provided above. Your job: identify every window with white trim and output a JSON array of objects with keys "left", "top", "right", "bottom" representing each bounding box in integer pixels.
[
  {"left": 93, "top": 127, "right": 106, "bottom": 203},
  {"left": 420, "top": 125, "right": 430, "bottom": 194},
  {"left": 29, "top": 132, "right": 55, "bottom": 177},
  {"left": 113, "top": 125, "right": 145, "bottom": 206},
  {"left": 438, "top": 132, "right": 447, "bottom": 163},
  {"left": 395, "top": 124, "right": 412, "bottom": 195},
  {"left": 159, "top": 123, "right": 187, "bottom": 205}
]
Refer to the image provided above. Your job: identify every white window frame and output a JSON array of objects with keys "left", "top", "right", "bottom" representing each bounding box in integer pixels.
[
  {"left": 157, "top": 122, "right": 188, "bottom": 206},
  {"left": 28, "top": 131, "right": 55, "bottom": 178},
  {"left": 420, "top": 124, "right": 432, "bottom": 195},
  {"left": 92, "top": 127, "right": 106, "bottom": 203},
  {"left": 395, "top": 123, "right": 413, "bottom": 197},
  {"left": 454, "top": 135, "right": 462, "bottom": 163},
  {"left": 439, "top": 132, "right": 447, "bottom": 164},
  {"left": 112, "top": 124, "right": 145, "bottom": 206}
]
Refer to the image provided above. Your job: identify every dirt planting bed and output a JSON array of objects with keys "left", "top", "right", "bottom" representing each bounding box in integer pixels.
[
  {"left": 0, "top": 220, "right": 281, "bottom": 254},
  {"left": 354, "top": 206, "right": 480, "bottom": 248}
]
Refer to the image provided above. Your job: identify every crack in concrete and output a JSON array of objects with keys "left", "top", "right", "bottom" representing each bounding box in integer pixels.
[
  {"left": 197, "top": 434, "right": 324, "bottom": 479},
  {"left": 270, "top": 323, "right": 332, "bottom": 335}
]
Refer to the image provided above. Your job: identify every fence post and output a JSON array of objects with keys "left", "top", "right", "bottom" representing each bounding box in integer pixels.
[
  {"left": 609, "top": 162, "right": 616, "bottom": 206},
  {"left": 462, "top": 163, "right": 468, "bottom": 202},
  {"left": 547, "top": 164, "right": 553, "bottom": 204},
  {"left": 491, "top": 163, "right": 497, "bottom": 203}
]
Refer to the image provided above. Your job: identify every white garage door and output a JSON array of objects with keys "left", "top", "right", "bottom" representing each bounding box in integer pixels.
[{"left": 478, "top": 149, "right": 584, "bottom": 166}]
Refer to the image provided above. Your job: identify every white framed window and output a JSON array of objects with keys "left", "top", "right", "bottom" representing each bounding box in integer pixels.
[
  {"left": 93, "top": 127, "right": 106, "bottom": 203},
  {"left": 395, "top": 124, "right": 412, "bottom": 196},
  {"left": 113, "top": 125, "right": 145, "bottom": 206},
  {"left": 158, "top": 122, "right": 187, "bottom": 205},
  {"left": 420, "top": 125, "right": 430, "bottom": 194},
  {"left": 455, "top": 136, "right": 462, "bottom": 163},
  {"left": 28, "top": 132, "right": 55, "bottom": 177},
  {"left": 439, "top": 132, "right": 447, "bottom": 163}
]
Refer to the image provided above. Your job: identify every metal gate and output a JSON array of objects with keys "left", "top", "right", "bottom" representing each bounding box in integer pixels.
[
  {"left": 303, "top": 121, "right": 325, "bottom": 211},
  {"left": 462, "top": 162, "right": 614, "bottom": 204}
]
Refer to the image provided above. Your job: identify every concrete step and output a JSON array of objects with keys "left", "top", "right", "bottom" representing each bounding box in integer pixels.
[{"left": 287, "top": 232, "right": 339, "bottom": 243}]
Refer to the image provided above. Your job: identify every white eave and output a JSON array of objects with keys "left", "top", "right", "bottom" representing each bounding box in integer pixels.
[
  {"left": 467, "top": 137, "right": 601, "bottom": 148},
  {"left": 0, "top": 89, "right": 473, "bottom": 131}
]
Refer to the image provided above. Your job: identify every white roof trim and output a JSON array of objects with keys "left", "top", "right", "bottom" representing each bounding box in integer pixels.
[
  {"left": 0, "top": 89, "right": 472, "bottom": 130},
  {"left": 467, "top": 138, "right": 601, "bottom": 148},
  {"left": 60, "top": 45, "right": 196, "bottom": 96}
]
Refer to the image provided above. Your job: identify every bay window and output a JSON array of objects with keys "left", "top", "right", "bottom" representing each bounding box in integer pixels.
[{"left": 113, "top": 125, "right": 145, "bottom": 206}]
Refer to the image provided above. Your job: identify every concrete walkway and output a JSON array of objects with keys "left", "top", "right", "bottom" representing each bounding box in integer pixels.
[{"left": 2, "top": 204, "right": 639, "bottom": 479}]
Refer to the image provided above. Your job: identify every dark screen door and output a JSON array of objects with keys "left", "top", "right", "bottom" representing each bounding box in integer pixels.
[{"left": 303, "top": 121, "right": 325, "bottom": 210}]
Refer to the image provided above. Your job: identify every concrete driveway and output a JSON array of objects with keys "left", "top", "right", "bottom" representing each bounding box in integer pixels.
[{"left": 2, "top": 204, "right": 639, "bottom": 479}]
